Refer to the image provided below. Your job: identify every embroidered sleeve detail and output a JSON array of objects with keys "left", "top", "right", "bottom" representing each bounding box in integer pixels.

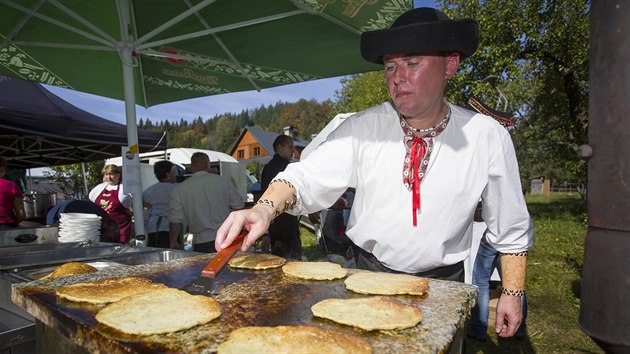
[
  {"left": 270, "top": 178, "right": 295, "bottom": 189},
  {"left": 284, "top": 193, "right": 297, "bottom": 212},
  {"left": 501, "top": 288, "right": 525, "bottom": 297},
  {"left": 268, "top": 179, "right": 298, "bottom": 213},
  {"left": 499, "top": 251, "right": 528, "bottom": 257},
  {"left": 256, "top": 198, "right": 280, "bottom": 219}
]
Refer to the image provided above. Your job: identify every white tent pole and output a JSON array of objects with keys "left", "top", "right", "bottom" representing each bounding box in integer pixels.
[
  {"left": 27, "top": 168, "right": 33, "bottom": 192},
  {"left": 121, "top": 44, "right": 147, "bottom": 245},
  {"left": 119, "top": 0, "right": 146, "bottom": 246},
  {"left": 80, "top": 162, "right": 88, "bottom": 198}
]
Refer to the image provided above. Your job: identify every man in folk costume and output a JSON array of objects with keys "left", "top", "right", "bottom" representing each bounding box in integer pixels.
[{"left": 216, "top": 7, "right": 533, "bottom": 338}]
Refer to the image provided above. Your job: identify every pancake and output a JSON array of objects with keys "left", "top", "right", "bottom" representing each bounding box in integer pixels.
[
  {"left": 217, "top": 325, "right": 372, "bottom": 354},
  {"left": 282, "top": 261, "right": 347, "bottom": 280},
  {"left": 344, "top": 272, "right": 429, "bottom": 296},
  {"left": 228, "top": 253, "right": 286, "bottom": 270},
  {"left": 56, "top": 277, "right": 167, "bottom": 304},
  {"left": 311, "top": 296, "right": 423, "bottom": 331},
  {"left": 96, "top": 288, "right": 221, "bottom": 335},
  {"left": 42, "top": 262, "right": 98, "bottom": 279}
]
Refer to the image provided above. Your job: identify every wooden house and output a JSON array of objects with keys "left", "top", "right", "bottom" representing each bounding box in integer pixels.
[{"left": 228, "top": 126, "right": 309, "bottom": 168}]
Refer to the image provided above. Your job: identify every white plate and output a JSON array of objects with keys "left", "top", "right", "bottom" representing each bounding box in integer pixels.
[{"left": 60, "top": 212, "right": 101, "bottom": 219}]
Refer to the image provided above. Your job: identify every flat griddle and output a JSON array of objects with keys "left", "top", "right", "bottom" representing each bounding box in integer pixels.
[{"left": 12, "top": 254, "right": 477, "bottom": 353}]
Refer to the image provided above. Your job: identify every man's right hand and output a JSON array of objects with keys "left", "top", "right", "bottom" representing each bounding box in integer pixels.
[
  {"left": 215, "top": 205, "right": 274, "bottom": 253},
  {"left": 495, "top": 293, "right": 523, "bottom": 338}
]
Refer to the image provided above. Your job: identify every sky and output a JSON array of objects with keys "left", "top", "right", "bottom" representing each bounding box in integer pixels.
[
  {"left": 43, "top": 0, "right": 433, "bottom": 125},
  {"left": 44, "top": 77, "right": 345, "bottom": 125}
]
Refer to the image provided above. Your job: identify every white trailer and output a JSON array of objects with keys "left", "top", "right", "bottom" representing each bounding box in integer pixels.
[{"left": 106, "top": 148, "right": 251, "bottom": 201}]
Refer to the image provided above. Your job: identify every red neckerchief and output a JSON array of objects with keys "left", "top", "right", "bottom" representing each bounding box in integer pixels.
[{"left": 400, "top": 106, "right": 451, "bottom": 226}]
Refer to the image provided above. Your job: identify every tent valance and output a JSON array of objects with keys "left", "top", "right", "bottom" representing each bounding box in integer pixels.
[{"left": 0, "top": 76, "right": 167, "bottom": 169}]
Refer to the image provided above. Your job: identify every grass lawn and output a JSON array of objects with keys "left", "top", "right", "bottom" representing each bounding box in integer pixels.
[{"left": 300, "top": 193, "right": 604, "bottom": 353}]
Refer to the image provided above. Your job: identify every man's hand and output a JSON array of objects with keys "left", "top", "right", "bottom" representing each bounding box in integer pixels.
[
  {"left": 215, "top": 205, "right": 274, "bottom": 253},
  {"left": 495, "top": 293, "right": 523, "bottom": 337}
]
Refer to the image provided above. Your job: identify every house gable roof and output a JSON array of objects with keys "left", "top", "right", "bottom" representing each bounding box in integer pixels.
[{"left": 229, "top": 126, "right": 309, "bottom": 157}]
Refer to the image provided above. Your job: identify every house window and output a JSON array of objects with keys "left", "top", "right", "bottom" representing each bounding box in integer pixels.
[
  {"left": 253, "top": 147, "right": 261, "bottom": 156},
  {"left": 237, "top": 149, "right": 244, "bottom": 159}
]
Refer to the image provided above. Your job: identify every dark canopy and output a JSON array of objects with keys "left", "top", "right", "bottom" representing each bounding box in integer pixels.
[{"left": 0, "top": 76, "right": 167, "bottom": 169}]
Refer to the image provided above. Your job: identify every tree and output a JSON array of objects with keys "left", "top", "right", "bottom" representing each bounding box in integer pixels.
[
  {"left": 273, "top": 99, "right": 333, "bottom": 139},
  {"left": 246, "top": 161, "right": 265, "bottom": 180},
  {"left": 334, "top": 71, "right": 390, "bottom": 114},
  {"left": 45, "top": 160, "right": 105, "bottom": 199},
  {"left": 168, "top": 130, "right": 204, "bottom": 149},
  {"left": 215, "top": 115, "right": 240, "bottom": 153},
  {"left": 192, "top": 116, "right": 207, "bottom": 136},
  {"left": 438, "top": 0, "right": 589, "bottom": 189},
  {"left": 235, "top": 109, "right": 252, "bottom": 127},
  {"left": 252, "top": 101, "right": 291, "bottom": 130}
]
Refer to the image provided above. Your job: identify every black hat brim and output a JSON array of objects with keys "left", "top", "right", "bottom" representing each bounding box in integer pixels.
[{"left": 360, "top": 19, "right": 480, "bottom": 64}]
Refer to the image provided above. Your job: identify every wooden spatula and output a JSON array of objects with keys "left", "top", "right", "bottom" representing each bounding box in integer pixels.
[{"left": 200, "top": 230, "right": 247, "bottom": 278}]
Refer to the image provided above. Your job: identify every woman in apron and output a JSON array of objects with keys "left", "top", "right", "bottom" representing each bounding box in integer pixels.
[{"left": 88, "top": 164, "right": 133, "bottom": 243}]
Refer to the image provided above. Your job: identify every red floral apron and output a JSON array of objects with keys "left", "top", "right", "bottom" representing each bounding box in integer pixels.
[{"left": 95, "top": 184, "right": 132, "bottom": 243}]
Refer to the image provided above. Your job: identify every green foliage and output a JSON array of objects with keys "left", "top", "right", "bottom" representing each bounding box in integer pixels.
[
  {"left": 300, "top": 225, "right": 326, "bottom": 262},
  {"left": 214, "top": 115, "right": 240, "bottom": 153},
  {"left": 270, "top": 99, "right": 333, "bottom": 140},
  {"left": 251, "top": 102, "right": 289, "bottom": 128},
  {"left": 334, "top": 71, "right": 390, "bottom": 113},
  {"left": 192, "top": 117, "right": 207, "bottom": 135},
  {"left": 168, "top": 129, "right": 207, "bottom": 150},
  {"left": 246, "top": 161, "right": 265, "bottom": 180},
  {"left": 45, "top": 160, "right": 104, "bottom": 198},
  {"left": 439, "top": 0, "right": 589, "bottom": 188}
]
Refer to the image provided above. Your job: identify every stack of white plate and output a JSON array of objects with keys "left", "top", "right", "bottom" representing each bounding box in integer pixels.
[{"left": 58, "top": 213, "right": 102, "bottom": 243}]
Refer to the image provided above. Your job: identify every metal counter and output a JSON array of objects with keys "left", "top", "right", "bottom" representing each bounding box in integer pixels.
[
  {"left": 0, "top": 226, "right": 58, "bottom": 248},
  {"left": 0, "top": 242, "right": 200, "bottom": 354}
]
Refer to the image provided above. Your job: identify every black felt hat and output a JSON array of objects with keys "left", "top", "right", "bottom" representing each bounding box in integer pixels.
[{"left": 360, "top": 7, "right": 479, "bottom": 64}]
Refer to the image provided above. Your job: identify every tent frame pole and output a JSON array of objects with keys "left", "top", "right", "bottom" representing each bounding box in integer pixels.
[{"left": 80, "top": 162, "right": 88, "bottom": 197}]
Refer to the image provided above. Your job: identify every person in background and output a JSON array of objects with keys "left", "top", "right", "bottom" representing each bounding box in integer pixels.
[
  {"left": 261, "top": 135, "right": 302, "bottom": 260},
  {"left": 341, "top": 188, "right": 355, "bottom": 228},
  {"left": 88, "top": 164, "right": 132, "bottom": 243},
  {"left": 216, "top": 7, "right": 533, "bottom": 338},
  {"left": 208, "top": 163, "right": 220, "bottom": 175},
  {"left": 0, "top": 157, "right": 25, "bottom": 228},
  {"left": 169, "top": 152, "right": 244, "bottom": 253},
  {"left": 142, "top": 160, "right": 177, "bottom": 248}
]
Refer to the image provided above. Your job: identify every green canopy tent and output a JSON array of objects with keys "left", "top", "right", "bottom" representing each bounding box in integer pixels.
[{"left": 0, "top": 0, "right": 411, "bottom": 239}]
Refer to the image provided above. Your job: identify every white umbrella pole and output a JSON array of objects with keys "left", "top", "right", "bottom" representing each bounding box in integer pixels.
[
  {"left": 80, "top": 162, "right": 89, "bottom": 197},
  {"left": 119, "top": 0, "right": 146, "bottom": 246}
]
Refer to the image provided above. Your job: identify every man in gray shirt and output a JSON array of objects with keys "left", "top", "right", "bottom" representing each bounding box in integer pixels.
[{"left": 169, "top": 152, "right": 244, "bottom": 252}]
